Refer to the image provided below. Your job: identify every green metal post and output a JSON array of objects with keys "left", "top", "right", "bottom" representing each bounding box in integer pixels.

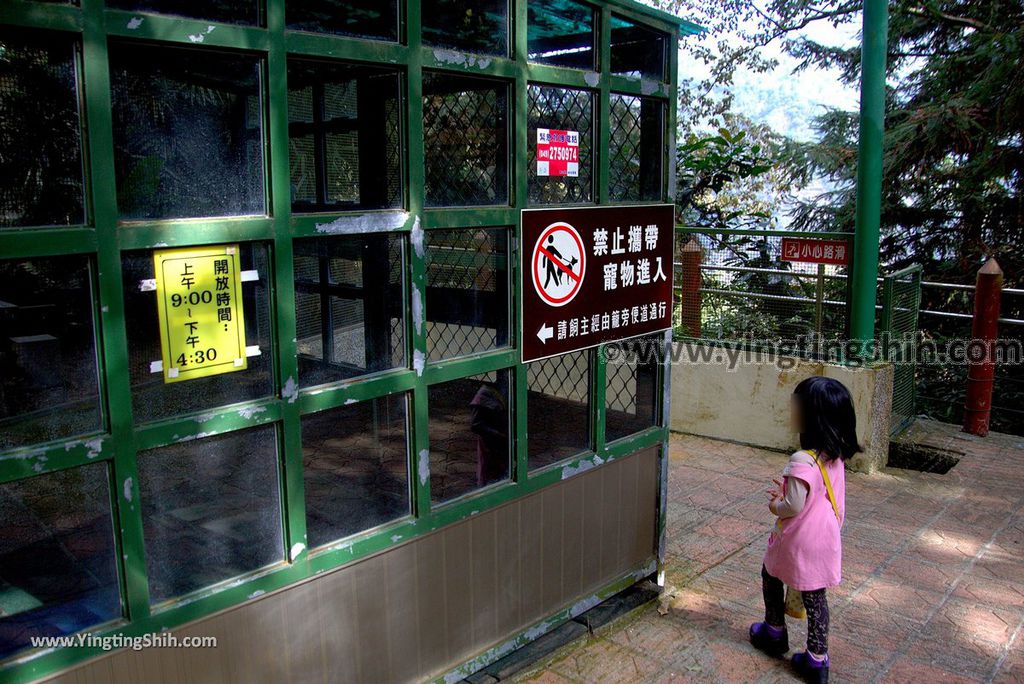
[{"left": 849, "top": 0, "right": 888, "bottom": 355}]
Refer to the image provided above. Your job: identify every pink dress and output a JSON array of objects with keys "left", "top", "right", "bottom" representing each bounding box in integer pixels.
[{"left": 763, "top": 450, "right": 846, "bottom": 591}]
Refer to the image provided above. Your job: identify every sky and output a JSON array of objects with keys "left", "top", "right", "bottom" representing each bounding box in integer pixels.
[{"left": 668, "top": 5, "right": 862, "bottom": 141}]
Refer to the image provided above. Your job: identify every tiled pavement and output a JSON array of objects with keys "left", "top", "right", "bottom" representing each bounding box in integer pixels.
[{"left": 511, "top": 423, "right": 1024, "bottom": 683}]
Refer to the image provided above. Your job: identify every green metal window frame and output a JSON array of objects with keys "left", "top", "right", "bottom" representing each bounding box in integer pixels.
[{"left": 0, "top": 0, "right": 696, "bottom": 680}]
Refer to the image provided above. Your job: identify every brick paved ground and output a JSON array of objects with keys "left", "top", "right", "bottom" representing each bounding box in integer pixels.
[{"left": 511, "top": 422, "right": 1024, "bottom": 683}]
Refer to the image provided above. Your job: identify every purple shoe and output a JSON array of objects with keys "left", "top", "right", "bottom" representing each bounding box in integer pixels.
[
  {"left": 748, "top": 622, "right": 788, "bottom": 657},
  {"left": 792, "top": 650, "right": 829, "bottom": 683}
]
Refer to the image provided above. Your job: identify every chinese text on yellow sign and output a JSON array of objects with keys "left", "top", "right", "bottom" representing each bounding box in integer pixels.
[{"left": 154, "top": 245, "right": 247, "bottom": 383}]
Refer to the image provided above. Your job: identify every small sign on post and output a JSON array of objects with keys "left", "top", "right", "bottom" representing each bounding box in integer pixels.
[
  {"left": 521, "top": 205, "right": 675, "bottom": 363},
  {"left": 153, "top": 244, "right": 248, "bottom": 383},
  {"left": 780, "top": 237, "right": 850, "bottom": 266},
  {"left": 536, "top": 128, "right": 579, "bottom": 178}
]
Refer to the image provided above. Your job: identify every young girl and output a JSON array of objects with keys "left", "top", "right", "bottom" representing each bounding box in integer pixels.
[{"left": 749, "top": 376, "right": 861, "bottom": 684}]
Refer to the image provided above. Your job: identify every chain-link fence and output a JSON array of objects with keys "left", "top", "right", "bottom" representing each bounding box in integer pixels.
[{"left": 674, "top": 228, "right": 853, "bottom": 358}]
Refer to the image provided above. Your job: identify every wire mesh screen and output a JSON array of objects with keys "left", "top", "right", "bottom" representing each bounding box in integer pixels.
[
  {"left": 527, "top": 351, "right": 591, "bottom": 470},
  {"left": 675, "top": 230, "right": 852, "bottom": 359},
  {"left": 608, "top": 94, "right": 664, "bottom": 202},
  {"left": 528, "top": 351, "right": 589, "bottom": 401},
  {"left": 293, "top": 233, "right": 405, "bottom": 387},
  {"left": 107, "top": 0, "right": 260, "bottom": 26},
  {"left": 426, "top": 228, "right": 510, "bottom": 360},
  {"left": 110, "top": 43, "right": 264, "bottom": 221},
  {"left": 423, "top": 74, "right": 508, "bottom": 207},
  {"left": 287, "top": 60, "right": 403, "bottom": 212},
  {"left": 605, "top": 333, "right": 661, "bottom": 442},
  {"left": 0, "top": 30, "right": 84, "bottom": 228},
  {"left": 428, "top": 369, "right": 511, "bottom": 503},
  {"left": 882, "top": 267, "right": 922, "bottom": 435},
  {"left": 528, "top": 85, "right": 594, "bottom": 204}
]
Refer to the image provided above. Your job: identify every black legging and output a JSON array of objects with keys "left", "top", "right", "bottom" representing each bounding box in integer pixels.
[{"left": 761, "top": 565, "right": 829, "bottom": 655}]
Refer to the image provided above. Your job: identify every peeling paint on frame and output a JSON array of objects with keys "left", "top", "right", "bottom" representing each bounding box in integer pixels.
[
  {"left": 282, "top": 376, "right": 299, "bottom": 403},
  {"left": 411, "top": 283, "right": 424, "bottom": 336},
  {"left": 409, "top": 215, "right": 425, "bottom": 259},
  {"left": 432, "top": 48, "right": 492, "bottom": 70},
  {"left": 314, "top": 211, "right": 410, "bottom": 235},
  {"left": 418, "top": 448, "right": 430, "bottom": 486}
]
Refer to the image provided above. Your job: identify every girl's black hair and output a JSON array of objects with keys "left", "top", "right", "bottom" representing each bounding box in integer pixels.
[{"left": 793, "top": 376, "right": 862, "bottom": 462}]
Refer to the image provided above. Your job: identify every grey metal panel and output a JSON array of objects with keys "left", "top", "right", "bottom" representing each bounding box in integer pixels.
[{"left": 41, "top": 449, "right": 658, "bottom": 684}]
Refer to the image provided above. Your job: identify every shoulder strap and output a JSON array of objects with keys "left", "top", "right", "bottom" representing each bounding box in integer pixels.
[{"left": 814, "top": 453, "right": 841, "bottom": 522}]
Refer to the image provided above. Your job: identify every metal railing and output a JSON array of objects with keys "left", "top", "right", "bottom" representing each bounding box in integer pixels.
[
  {"left": 916, "top": 280, "right": 1024, "bottom": 436},
  {"left": 672, "top": 229, "right": 1024, "bottom": 436},
  {"left": 673, "top": 227, "right": 853, "bottom": 359}
]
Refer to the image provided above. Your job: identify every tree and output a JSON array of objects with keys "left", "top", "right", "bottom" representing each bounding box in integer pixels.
[
  {"left": 676, "top": 114, "right": 781, "bottom": 230},
  {"left": 654, "top": 0, "right": 1024, "bottom": 432},
  {"left": 786, "top": 1, "right": 1024, "bottom": 289},
  {"left": 655, "top": 0, "right": 1022, "bottom": 287}
]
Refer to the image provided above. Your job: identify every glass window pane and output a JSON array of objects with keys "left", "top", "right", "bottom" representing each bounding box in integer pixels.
[
  {"left": 0, "top": 257, "right": 101, "bottom": 450},
  {"left": 422, "top": 0, "right": 508, "bottom": 57},
  {"left": 605, "top": 334, "right": 662, "bottom": 442},
  {"left": 528, "top": 85, "right": 594, "bottom": 204},
  {"left": 286, "top": 0, "right": 399, "bottom": 41},
  {"left": 426, "top": 228, "right": 509, "bottom": 361},
  {"left": 138, "top": 425, "right": 283, "bottom": 604},
  {"left": 110, "top": 44, "right": 264, "bottom": 221},
  {"left": 423, "top": 74, "right": 509, "bottom": 207},
  {"left": 609, "top": 94, "right": 665, "bottom": 202},
  {"left": 294, "top": 234, "right": 405, "bottom": 387},
  {"left": 105, "top": 0, "right": 260, "bottom": 25},
  {"left": 429, "top": 370, "right": 511, "bottom": 503},
  {"left": 121, "top": 244, "right": 274, "bottom": 424},
  {"left": 287, "top": 60, "right": 403, "bottom": 213},
  {"left": 0, "top": 464, "right": 119, "bottom": 660},
  {"left": 610, "top": 15, "right": 667, "bottom": 82},
  {"left": 528, "top": 351, "right": 591, "bottom": 470},
  {"left": 302, "top": 394, "right": 409, "bottom": 549},
  {"left": 527, "top": 0, "right": 596, "bottom": 70},
  {"left": 0, "top": 29, "right": 84, "bottom": 228}
]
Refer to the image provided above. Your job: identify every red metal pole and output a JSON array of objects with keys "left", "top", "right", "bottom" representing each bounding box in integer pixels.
[
  {"left": 678, "top": 237, "right": 702, "bottom": 337},
  {"left": 963, "top": 258, "right": 1003, "bottom": 436}
]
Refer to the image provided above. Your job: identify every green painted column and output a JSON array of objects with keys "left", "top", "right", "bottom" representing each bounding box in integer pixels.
[{"left": 849, "top": 0, "right": 889, "bottom": 355}]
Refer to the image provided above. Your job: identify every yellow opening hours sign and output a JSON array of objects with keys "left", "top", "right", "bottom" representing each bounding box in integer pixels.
[{"left": 154, "top": 245, "right": 248, "bottom": 384}]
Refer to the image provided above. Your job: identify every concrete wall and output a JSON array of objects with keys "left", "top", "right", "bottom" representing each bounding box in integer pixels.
[{"left": 669, "top": 342, "right": 893, "bottom": 472}]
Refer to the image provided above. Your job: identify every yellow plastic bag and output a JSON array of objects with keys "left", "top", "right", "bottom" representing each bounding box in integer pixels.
[{"left": 785, "top": 585, "right": 806, "bottom": 619}]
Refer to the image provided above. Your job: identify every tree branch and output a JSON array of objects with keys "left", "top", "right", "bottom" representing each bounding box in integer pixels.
[{"left": 904, "top": 3, "right": 994, "bottom": 32}]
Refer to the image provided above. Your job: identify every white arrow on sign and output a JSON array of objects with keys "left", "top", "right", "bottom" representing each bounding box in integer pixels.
[{"left": 537, "top": 323, "right": 554, "bottom": 344}]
